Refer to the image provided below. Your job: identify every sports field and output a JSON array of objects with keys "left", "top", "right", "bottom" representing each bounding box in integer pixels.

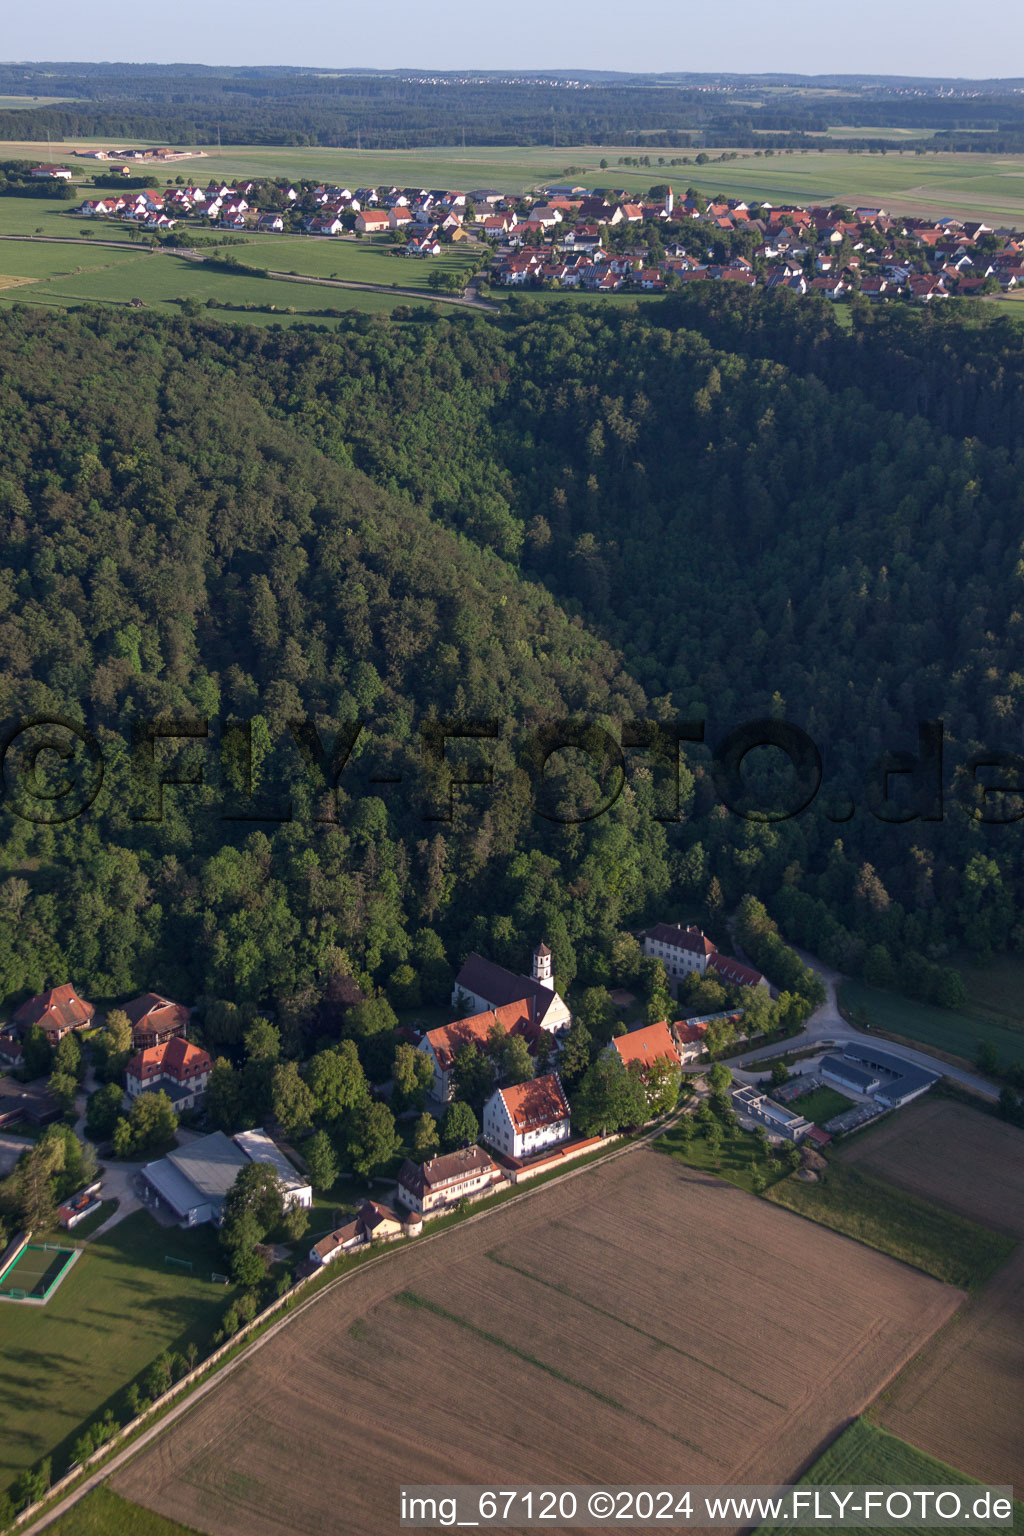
[
  {"left": 112, "top": 1147, "right": 959, "bottom": 1536},
  {"left": 0, "top": 1212, "right": 236, "bottom": 1498},
  {"left": 756, "top": 1419, "right": 1024, "bottom": 1536},
  {"left": 840, "top": 979, "right": 1024, "bottom": 1070},
  {"left": 0, "top": 1241, "right": 78, "bottom": 1301}
]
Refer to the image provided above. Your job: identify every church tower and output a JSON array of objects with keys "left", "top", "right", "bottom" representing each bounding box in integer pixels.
[
  {"left": 665, "top": 185, "right": 674, "bottom": 217},
  {"left": 532, "top": 942, "right": 554, "bottom": 990}
]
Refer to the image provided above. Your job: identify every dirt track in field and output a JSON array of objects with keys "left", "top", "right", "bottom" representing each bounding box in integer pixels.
[
  {"left": 113, "top": 1147, "right": 961, "bottom": 1536},
  {"left": 844, "top": 1098, "right": 1024, "bottom": 1486}
]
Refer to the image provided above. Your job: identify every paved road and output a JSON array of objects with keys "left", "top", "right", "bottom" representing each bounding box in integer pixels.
[{"left": 724, "top": 948, "right": 1000, "bottom": 1100}]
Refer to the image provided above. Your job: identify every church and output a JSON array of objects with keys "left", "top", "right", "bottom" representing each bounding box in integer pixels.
[{"left": 451, "top": 943, "right": 571, "bottom": 1035}]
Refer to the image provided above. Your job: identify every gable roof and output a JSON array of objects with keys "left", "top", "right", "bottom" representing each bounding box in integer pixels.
[
  {"left": 453, "top": 952, "right": 562, "bottom": 1025},
  {"left": 127, "top": 1036, "right": 211, "bottom": 1082},
  {"left": 640, "top": 923, "right": 716, "bottom": 957},
  {"left": 707, "top": 953, "right": 767, "bottom": 988},
  {"left": 494, "top": 1072, "right": 569, "bottom": 1134},
  {"left": 423, "top": 999, "right": 535, "bottom": 1073},
  {"left": 398, "top": 1144, "right": 498, "bottom": 1199},
  {"left": 13, "top": 983, "right": 94, "bottom": 1034},
  {"left": 610, "top": 1020, "right": 679, "bottom": 1070}
]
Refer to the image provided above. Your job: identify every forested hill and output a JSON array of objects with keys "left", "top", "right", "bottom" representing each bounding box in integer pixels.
[{"left": 0, "top": 298, "right": 1021, "bottom": 1019}]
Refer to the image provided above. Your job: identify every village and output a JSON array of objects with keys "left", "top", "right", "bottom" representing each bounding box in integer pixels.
[
  {"left": 33, "top": 154, "right": 1024, "bottom": 300},
  {"left": 0, "top": 919, "right": 941, "bottom": 1296}
]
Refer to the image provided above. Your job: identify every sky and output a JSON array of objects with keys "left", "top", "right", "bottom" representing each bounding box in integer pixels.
[{"left": 3, "top": 0, "right": 1021, "bottom": 80}]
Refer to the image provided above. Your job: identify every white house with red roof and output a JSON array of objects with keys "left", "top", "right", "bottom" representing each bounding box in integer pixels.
[
  {"left": 356, "top": 208, "right": 390, "bottom": 233},
  {"left": 418, "top": 998, "right": 540, "bottom": 1102},
  {"left": 396, "top": 1145, "right": 501, "bottom": 1214},
  {"left": 482, "top": 1072, "right": 570, "bottom": 1160},
  {"left": 126, "top": 1037, "right": 212, "bottom": 1110}
]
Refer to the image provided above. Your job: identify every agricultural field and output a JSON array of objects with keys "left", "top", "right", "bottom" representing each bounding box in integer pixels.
[
  {"left": 4, "top": 140, "right": 1024, "bottom": 224},
  {"left": 840, "top": 979, "right": 1024, "bottom": 1070},
  {"left": 0, "top": 1212, "right": 236, "bottom": 1500},
  {"left": 837, "top": 1098, "right": 1024, "bottom": 1487},
  {"left": 765, "top": 1159, "right": 1014, "bottom": 1289},
  {"left": 111, "top": 1147, "right": 960, "bottom": 1536},
  {"left": 45, "top": 1488, "right": 203, "bottom": 1536},
  {"left": 756, "top": 1419, "right": 1024, "bottom": 1536}
]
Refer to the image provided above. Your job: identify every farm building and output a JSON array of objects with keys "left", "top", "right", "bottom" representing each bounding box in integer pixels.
[
  {"left": 13, "top": 983, "right": 94, "bottom": 1043},
  {"left": 395, "top": 1145, "right": 501, "bottom": 1215},
  {"left": 142, "top": 1128, "right": 310, "bottom": 1227},
  {"left": 731, "top": 1085, "right": 811, "bottom": 1143},
  {"left": 821, "top": 1044, "right": 939, "bottom": 1108},
  {"left": 482, "top": 1073, "right": 570, "bottom": 1159}
]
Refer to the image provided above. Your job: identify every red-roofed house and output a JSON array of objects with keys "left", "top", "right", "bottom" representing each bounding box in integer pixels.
[
  {"left": 356, "top": 209, "right": 390, "bottom": 233},
  {"left": 308, "top": 1200, "right": 404, "bottom": 1266},
  {"left": 419, "top": 999, "right": 537, "bottom": 1101},
  {"left": 706, "top": 954, "right": 769, "bottom": 991},
  {"left": 124, "top": 994, "right": 189, "bottom": 1050},
  {"left": 609, "top": 1021, "right": 680, "bottom": 1074},
  {"left": 126, "top": 1037, "right": 212, "bottom": 1110},
  {"left": 482, "top": 1072, "right": 570, "bottom": 1159},
  {"left": 672, "top": 1020, "right": 708, "bottom": 1064},
  {"left": 13, "top": 984, "right": 95, "bottom": 1043}
]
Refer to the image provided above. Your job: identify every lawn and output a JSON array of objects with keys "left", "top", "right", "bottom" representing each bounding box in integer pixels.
[
  {"left": 787, "top": 1085, "right": 856, "bottom": 1124},
  {"left": 0, "top": 241, "right": 147, "bottom": 281},
  {"left": 0, "top": 1210, "right": 237, "bottom": 1497},
  {"left": 0, "top": 197, "right": 95, "bottom": 237},
  {"left": 653, "top": 1116, "right": 787, "bottom": 1195},
  {"left": 756, "top": 1418, "right": 1024, "bottom": 1536},
  {"left": 234, "top": 231, "right": 483, "bottom": 290},
  {"left": 44, "top": 1487, "right": 203, "bottom": 1536},
  {"left": 765, "top": 1159, "right": 1014, "bottom": 1290},
  {"left": 839, "top": 979, "right": 1024, "bottom": 1070}
]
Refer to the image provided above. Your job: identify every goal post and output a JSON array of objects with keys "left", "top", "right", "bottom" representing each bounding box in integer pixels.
[{"left": 164, "top": 1255, "right": 193, "bottom": 1275}]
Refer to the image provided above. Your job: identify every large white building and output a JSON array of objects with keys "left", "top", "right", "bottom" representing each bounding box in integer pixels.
[
  {"left": 640, "top": 923, "right": 769, "bottom": 991},
  {"left": 482, "top": 1072, "right": 571, "bottom": 1160}
]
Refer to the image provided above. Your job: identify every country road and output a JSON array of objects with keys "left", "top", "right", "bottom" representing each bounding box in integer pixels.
[{"left": 724, "top": 947, "right": 1001, "bottom": 1099}]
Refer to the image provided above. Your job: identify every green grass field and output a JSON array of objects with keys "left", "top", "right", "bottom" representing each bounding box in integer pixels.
[
  {"left": 3, "top": 140, "right": 1024, "bottom": 224},
  {"left": 757, "top": 1419, "right": 1024, "bottom": 1536},
  {"left": 0, "top": 1211, "right": 236, "bottom": 1497},
  {"left": 765, "top": 1160, "right": 1015, "bottom": 1289},
  {"left": 839, "top": 980, "right": 1024, "bottom": 1070},
  {"left": 44, "top": 1487, "right": 203, "bottom": 1536},
  {"left": 787, "top": 1086, "right": 856, "bottom": 1124},
  {"left": 233, "top": 230, "right": 482, "bottom": 289}
]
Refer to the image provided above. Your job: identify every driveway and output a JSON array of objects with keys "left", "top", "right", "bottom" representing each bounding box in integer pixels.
[{"left": 722, "top": 947, "right": 1000, "bottom": 1100}]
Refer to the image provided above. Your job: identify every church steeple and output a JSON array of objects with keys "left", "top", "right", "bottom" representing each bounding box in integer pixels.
[
  {"left": 532, "top": 941, "right": 554, "bottom": 990},
  {"left": 665, "top": 185, "right": 674, "bottom": 216}
]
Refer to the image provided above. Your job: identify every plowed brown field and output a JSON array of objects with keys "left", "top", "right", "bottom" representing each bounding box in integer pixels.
[
  {"left": 113, "top": 1147, "right": 961, "bottom": 1536},
  {"left": 843, "top": 1098, "right": 1024, "bottom": 1486}
]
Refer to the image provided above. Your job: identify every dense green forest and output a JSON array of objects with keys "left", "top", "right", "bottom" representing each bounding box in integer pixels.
[
  {"left": 2, "top": 65, "right": 1024, "bottom": 149},
  {"left": 0, "top": 293, "right": 1022, "bottom": 1028}
]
